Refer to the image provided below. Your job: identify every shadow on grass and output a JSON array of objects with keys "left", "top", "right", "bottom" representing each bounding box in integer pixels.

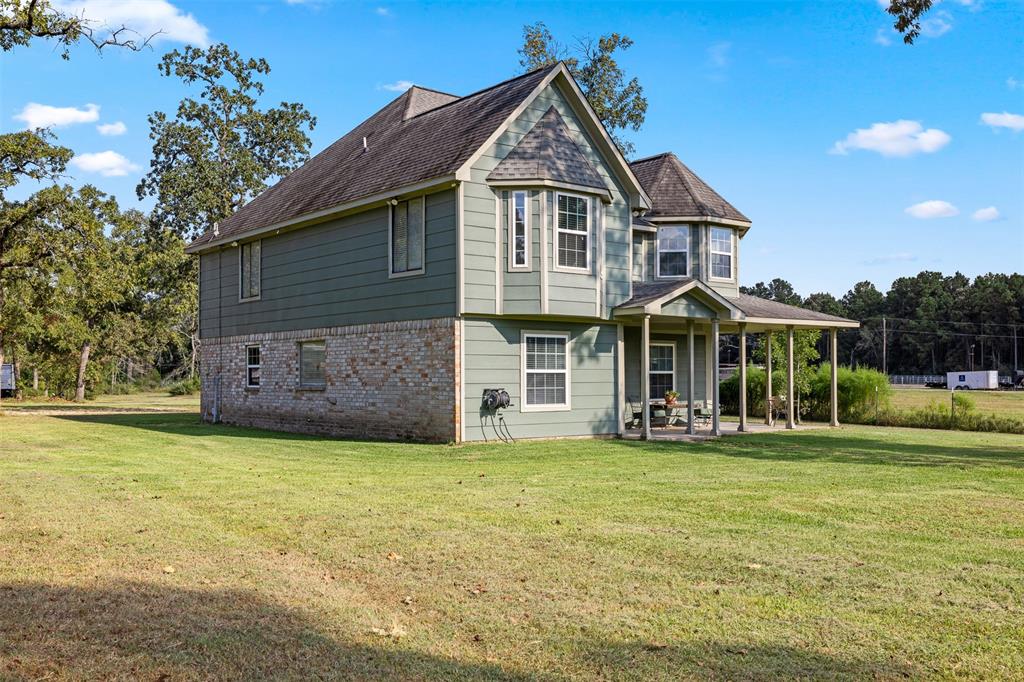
[
  {"left": 52, "top": 412, "right": 330, "bottom": 443},
  {"left": 690, "top": 431, "right": 1024, "bottom": 469},
  {"left": 0, "top": 581, "right": 911, "bottom": 680}
]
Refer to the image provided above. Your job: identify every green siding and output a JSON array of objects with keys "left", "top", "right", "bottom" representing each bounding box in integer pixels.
[
  {"left": 462, "top": 317, "right": 619, "bottom": 441},
  {"left": 623, "top": 327, "right": 708, "bottom": 404},
  {"left": 462, "top": 80, "right": 632, "bottom": 319},
  {"left": 199, "top": 189, "right": 457, "bottom": 338}
]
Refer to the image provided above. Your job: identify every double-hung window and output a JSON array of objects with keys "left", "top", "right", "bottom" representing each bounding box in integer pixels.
[
  {"left": 239, "top": 240, "right": 261, "bottom": 300},
  {"left": 522, "top": 333, "right": 570, "bottom": 410},
  {"left": 710, "top": 227, "right": 734, "bottom": 279},
  {"left": 299, "top": 340, "right": 326, "bottom": 387},
  {"left": 390, "top": 197, "right": 425, "bottom": 276},
  {"left": 510, "top": 191, "right": 529, "bottom": 269},
  {"left": 556, "top": 193, "right": 589, "bottom": 271},
  {"left": 649, "top": 343, "right": 675, "bottom": 400},
  {"left": 246, "top": 345, "right": 261, "bottom": 388},
  {"left": 656, "top": 226, "right": 689, "bottom": 278}
]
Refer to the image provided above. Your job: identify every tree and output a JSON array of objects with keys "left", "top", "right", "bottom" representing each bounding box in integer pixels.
[
  {"left": 518, "top": 22, "right": 646, "bottom": 156},
  {"left": 741, "top": 278, "right": 802, "bottom": 306},
  {"left": 0, "top": 0, "right": 156, "bottom": 58},
  {"left": 884, "top": 0, "right": 934, "bottom": 45},
  {"left": 138, "top": 43, "right": 317, "bottom": 241}
]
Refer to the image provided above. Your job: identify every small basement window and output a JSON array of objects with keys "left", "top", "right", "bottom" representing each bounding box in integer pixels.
[
  {"left": 299, "top": 340, "right": 326, "bottom": 387},
  {"left": 710, "top": 227, "right": 734, "bottom": 279},
  {"left": 522, "top": 333, "right": 569, "bottom": 410},
  {"left": 391, "top": 197, "right": 425, "bottom": 276},
  {"left": 239, "top": 240, "right": 261, "bottom": 300},
  {"left": 246, "top": 345, "right": 261, "bottom": 388}
]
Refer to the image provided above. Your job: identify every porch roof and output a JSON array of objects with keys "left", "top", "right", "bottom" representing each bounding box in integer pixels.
[{"left": 614, "top": 280, "right": 859, "bottom": 329}]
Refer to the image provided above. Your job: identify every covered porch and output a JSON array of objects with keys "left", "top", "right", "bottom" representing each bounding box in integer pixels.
[{"left": 615, "top": 279, "right": 859, "bottom": 440}]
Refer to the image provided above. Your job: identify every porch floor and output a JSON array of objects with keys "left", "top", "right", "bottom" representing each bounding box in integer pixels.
[{"left": 622, "top": 420, "right": 826, "bottom": 441}]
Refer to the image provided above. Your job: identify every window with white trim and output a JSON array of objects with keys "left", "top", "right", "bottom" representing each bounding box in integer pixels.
[
  {"left": 510, "top": 191, "right": 529, "bottom": 269},
  {"left": 523, "top": 334, "right": 569, "bottom": 408},
  {"left": 299, "top": 340, "right": 326, "bottom": 387},
  {"left": 656, "top": 226, "right": 689, "bottom": 278},
  {"left": 710, "top": 227, "right": 734, "bottom": 279},
  {"left": 246, "top": 345, "right": 261, "bottom": 388},
  {"left": 649, "top": 343, "right": 675, "bottom": 400},
  {"left": 556, "top": 193, "right": 589, "bottom": 270},
  {"left": 240, "top": 240, "right": 261, "bottom": 300},
  {"left": 390, "top": 197, "right": 424, "bottom": 276}
]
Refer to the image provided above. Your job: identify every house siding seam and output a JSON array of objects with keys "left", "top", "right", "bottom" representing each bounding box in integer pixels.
[{"left": 200, "top": 317, "right": 457, "bottom": 442}]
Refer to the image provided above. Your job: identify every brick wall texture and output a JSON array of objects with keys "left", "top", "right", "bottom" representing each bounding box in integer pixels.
[{"left": 200, "top": 317, "right": 458, "bottom": 442}]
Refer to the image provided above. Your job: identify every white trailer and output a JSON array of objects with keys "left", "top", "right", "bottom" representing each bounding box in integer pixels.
[{"left": 946, "top": 370, "right": 998, "bottom": 390}]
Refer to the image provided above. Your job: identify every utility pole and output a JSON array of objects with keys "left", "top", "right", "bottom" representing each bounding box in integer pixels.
[
  {"left": 882, "top": 316, "right": 887, "bottom": 376},
  {"left": 1014, "top": 325, "right": 1018, "bottom": 373}
]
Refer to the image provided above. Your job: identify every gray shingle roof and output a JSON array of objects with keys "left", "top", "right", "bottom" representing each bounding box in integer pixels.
[
  {"left": 731, "top": 294, "right": 855, "bottom": 324},
  {"left": 616, "top": 282, "right": 856, "bottom": 325},
  {"left": 189, "top": 66, "right": 557, "bottom": 249},
  {"left": 629, "top": 152, "right": 749, "bottom": 222},
  {"left": 487, "top": 106, "right": 608, "bottom": 192}
]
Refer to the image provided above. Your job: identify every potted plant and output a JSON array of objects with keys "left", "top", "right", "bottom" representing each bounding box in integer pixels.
[{"left": 664, "top": 390, "right": 680, "bottom": 405}]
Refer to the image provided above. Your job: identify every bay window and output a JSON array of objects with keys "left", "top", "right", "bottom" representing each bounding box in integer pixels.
[
  {"left": 710, "top": 227, "right": 734, "bottom": 279},
  {"left": 556, "top": 193, "right": 589, "bottom": 271},
  {"left": 656, "top": 225, "right": 689, "bottom": 278}
]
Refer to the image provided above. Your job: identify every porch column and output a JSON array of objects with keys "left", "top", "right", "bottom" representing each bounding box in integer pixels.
[
  {"left": 830, "top": 327, "right": 839, "bottom": 427},
  {"left": 764, "top": 333, "right": 773, "bottom": 425},
  {"left": 641, "top": 314, "right": 651, "bottom": 440},
  {"left": 738, "top": 323, "right": 747, "bottom": 432},
  {"left": 711, "top": 318, "right": 721, "bottom": 436},
  {"left": 686, "top": 319, "right": 695, "bottom": 435},
  {"left": 786, "top": 325, "right": 796, "bottom": 430}
]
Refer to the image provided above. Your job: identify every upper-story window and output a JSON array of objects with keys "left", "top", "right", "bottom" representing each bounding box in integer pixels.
[
  {"left": 510, "top": 191, "right": 529, "bottom": 269},
  {"left": 656, "top": 226, "right": 689, "bottom": 278},
  {"left": 390, "top": 197, "right": 425, "bottom": 277},
  {"left": 710, "top": 227, "right": 734, "bottom": 280},
  {"left": 239, "top": 240, "right": 261, "bottom": 301},
  {"left": 556, "top": 193, "right": 589, "bottom": 271}
]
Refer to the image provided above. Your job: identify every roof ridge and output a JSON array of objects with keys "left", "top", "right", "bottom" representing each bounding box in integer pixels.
[
  {"left": 629, "top": 151, "right": 674, "bottom": 165},
  {"left": 405, "top": 63, "right": 561, "bottom": 121},
  {"left": 408, "top": 84, "right": 459, "bottom": 98}
]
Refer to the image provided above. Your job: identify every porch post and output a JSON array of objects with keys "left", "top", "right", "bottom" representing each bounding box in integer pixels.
[
  {"left": 641, "top": 314, "right": 651, "bottom": 440},
  {"left": 686, "top": 319, "right": 695, "bottom": 435},
  {"left": 738, "top": 323, "right": 747, "bottom": 432},
  {"left": 786, "top": 325, "right": 796, "bottom": 430},
  {"left": 830, "top": 327, "right": 839, "bottom": 427},
  {"left": 764, "top": 333, "right": 773, "bottom": 425},
  {"left": 711, "top": 318, "right": 721, "bottom": 436}
]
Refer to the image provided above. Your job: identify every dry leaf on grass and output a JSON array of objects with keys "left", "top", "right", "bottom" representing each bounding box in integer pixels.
[{"left": 162, "top": 565, "right": 175, "bottom": 574}]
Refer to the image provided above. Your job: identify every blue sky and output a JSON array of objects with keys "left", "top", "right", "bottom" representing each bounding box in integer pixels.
[{"left": 2, "top": 0, "right": 1022, "bottom": 296}]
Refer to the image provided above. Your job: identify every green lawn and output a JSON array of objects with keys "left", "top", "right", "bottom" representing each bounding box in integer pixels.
[
  {"left": 1, "top": 401, "right": 1022, "bottom": 680},
  {"left": 890, "top": 386, "right": 1024, "bottom": 419}
]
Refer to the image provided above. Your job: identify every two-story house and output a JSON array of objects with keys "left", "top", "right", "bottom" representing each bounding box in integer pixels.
[{"left": 186, "top": 63, "right": 858, "bottom": 442}]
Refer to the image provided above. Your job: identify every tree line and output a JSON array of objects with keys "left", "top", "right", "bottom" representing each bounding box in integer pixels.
[{"left": 740, "top": 274, "right": 1024, "bottom": 376}]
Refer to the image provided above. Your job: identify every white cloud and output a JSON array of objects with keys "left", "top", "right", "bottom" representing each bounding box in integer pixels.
[
  {"left": 707, "top": 42, "right": 731, "bottom": 69},
  {"left": 905, "top": 200, "right": 959, "bottom": 219},
  {"left": 14, "top": 102, "right": 99, "bottom": 129},
  {"left": 971, "top": 206, "right": 1001, "bottom": 222},
  {"left": 53, "top": 1, "right": 209, "bottom": 46},
  {"left": 1008, "top": 77, "right": 1021, "bottom": 91},
  {"left": 920, "top": 10, "right": 953, "bottom": 38},
  {"left": 863, "top": 252, "right": 917, "bottom": 266},
  {"left": 375, "top": 7, "right": 391, "bottom": 16},
  {"left": 874, "top": 28, "right": 893, "bottom": 46},
  {"left": 830, "top": 120, "right": 951, "bottom": 157},
  {"left": 96, "top": 121, "right": 126, "bottom": 136},
  {"left": 980, "top": 111, "right": 1024, "bottom": 132},
  {"left": 378, "top": 80, "right": 413, "bottom": 92},
  {"left": 71, "top": 151, "right": 140, "bottom": 177}
]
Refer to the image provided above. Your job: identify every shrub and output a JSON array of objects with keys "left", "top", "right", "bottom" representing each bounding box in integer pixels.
[
  {"left": 167, "top": 376, "right": 201, "bottom": 396},
  {"left": 806, "top": 364, "right": 891, "bottom": 422},
  {"left": 873, "top": 400, "right": 1024, "bottom": 435}
]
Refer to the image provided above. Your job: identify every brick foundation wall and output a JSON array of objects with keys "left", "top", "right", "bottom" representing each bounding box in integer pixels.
[{"left": 200, "top": 317, "right": 458, "bottom": 442}]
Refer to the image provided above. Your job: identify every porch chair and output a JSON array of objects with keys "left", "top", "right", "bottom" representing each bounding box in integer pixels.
[
  {"left": 694, "top": 401, "right": 713, "bottom": 427},
  {"left": 626, "top": 397, "right": 644, "bottom": 429}
]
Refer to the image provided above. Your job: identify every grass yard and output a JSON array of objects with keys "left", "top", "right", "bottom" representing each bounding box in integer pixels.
[
  {"left": 1, "top": 399, "right": 1022, "bottom": 680},
  {"left": 890, "top": 386, "right": 1024, "bottom": 419}
]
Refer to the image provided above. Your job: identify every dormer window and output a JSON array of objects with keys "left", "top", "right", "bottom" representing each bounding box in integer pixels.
[
  {"left": 656, "top": 225, "right": 689, "bottom": 278},
  {"left": 710, "top": 227, "right": 734, "bottom": 280}
]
